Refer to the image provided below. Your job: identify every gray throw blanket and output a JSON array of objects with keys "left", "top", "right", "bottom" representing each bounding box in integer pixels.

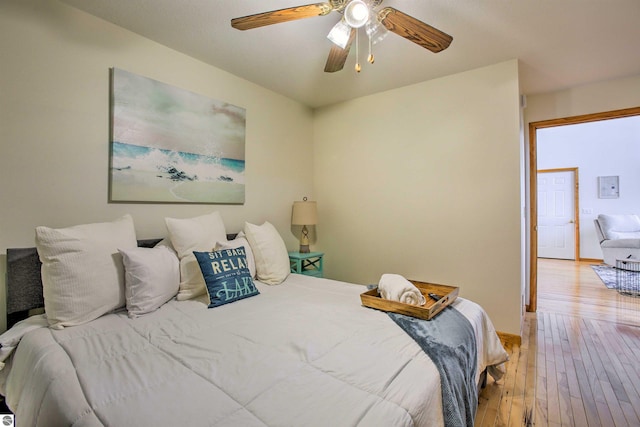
[{"left": 388, "top": 307, "right": 477, "bottom": 427}]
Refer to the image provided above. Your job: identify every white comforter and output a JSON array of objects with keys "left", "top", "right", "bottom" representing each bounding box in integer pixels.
[{"left": 0, "top": 274, "right": 507, "bottom": 427}]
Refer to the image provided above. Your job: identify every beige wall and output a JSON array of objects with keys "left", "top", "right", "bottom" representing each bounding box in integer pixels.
[
  {"left": 313, "top": 60, "right": 524, "bottom": 334},
  {"left": 0, "top": 0, "right": 314, "bottom": 332},
  {"left": 525, "top": 74, "right": 640, "bottom": 124}
]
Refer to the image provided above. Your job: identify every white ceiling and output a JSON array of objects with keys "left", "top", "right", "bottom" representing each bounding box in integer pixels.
[{"left": 60, "top": 0, "right": 640, "bottom": 109}]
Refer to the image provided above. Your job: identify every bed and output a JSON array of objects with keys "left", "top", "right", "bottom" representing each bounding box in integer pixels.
[{"left": 0, "top": 214, "right": 508, "bottom": 427}]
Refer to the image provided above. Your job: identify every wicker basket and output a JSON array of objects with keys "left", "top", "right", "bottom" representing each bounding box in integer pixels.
[{"left": 616, "top": 259, "right": 640, "bottom": 297}]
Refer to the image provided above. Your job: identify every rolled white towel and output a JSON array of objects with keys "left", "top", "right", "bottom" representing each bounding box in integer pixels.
[{"left": 378, "top": 274, "right": 426, "bottom": 306}]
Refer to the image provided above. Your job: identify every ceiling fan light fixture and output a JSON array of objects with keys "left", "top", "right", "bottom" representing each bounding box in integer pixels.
[
  {"left": 327, "top": 19, "right": 352, "bottom": 49},
  {"left": 344, "top": 0, "right": 370, "bottom": 28},
  {"left": 365, "top": 18, "right": 389, "bottom": 45},
  {"left": 231, "top": 2, "right": 453, "bottom": 75}
]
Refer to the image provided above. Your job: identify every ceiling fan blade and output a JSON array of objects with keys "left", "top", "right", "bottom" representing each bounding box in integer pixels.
[
  {"left": 231, "top": 3, "right": 334, "bottom": 30},
  {"left": 324, "top": 28, "right": 356, "bottom": 72},
  {"left": 378, "top": 7, "right": 452, "bottom": 53}
]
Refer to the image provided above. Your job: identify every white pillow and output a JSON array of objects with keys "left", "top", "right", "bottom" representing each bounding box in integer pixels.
[
  {"left": 165, "top": 211, "right": 227, "bottom": 300},
  {"left": 244, "top": 221, "right": 290, "bottom": 285},
  {"left": 119, "top": 242, "right": 180, "bottom": 318},
  {"left": 215, "top": 231, "right": 257, "bottom": 278},
  {"left": 35, "top": 215, "right": 137, "bottom": 329}
]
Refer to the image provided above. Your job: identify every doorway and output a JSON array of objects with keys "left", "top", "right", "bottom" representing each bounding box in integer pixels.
[
  {"left": 527, "top": 106, "right": 640, "bottom": 312},
  {"left": 537, "top": 168, "right": 579, "bottom": 260}
]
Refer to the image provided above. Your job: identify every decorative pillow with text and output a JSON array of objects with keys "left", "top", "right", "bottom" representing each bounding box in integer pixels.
[{"left": 194, "top": 247, "right": 259, "bottom": 308}]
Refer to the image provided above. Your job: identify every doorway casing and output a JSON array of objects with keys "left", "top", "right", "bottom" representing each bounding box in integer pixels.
[{"left": 527, "top": 106, "right": 640, "bottom": 312}]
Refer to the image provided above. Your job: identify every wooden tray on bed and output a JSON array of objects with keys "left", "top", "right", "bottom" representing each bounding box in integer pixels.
[{"left": 360, "top": 280, "right": 459, "bottom": 320}]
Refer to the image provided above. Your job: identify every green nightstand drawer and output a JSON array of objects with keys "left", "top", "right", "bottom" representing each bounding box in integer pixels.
[{"left": 289, "top": 251, "right": 324, "bottom": 278}]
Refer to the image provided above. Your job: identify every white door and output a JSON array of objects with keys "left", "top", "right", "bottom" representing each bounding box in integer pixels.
[{"left": 537, "top": 171, "right": 576, "bottom": 260}]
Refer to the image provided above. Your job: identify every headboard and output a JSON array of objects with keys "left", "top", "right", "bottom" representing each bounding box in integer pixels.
[{"left": 5, "top": 235, "right": 237, "bottom": 329}]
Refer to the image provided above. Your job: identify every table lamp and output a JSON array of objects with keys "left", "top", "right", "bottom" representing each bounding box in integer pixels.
[{"left": 292, "top": 197, "right": 318, "bottom": 253}]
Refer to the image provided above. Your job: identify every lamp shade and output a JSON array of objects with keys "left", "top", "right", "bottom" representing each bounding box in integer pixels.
[{"left": 292, "top": 201, "right": 318, "bottom": 225}]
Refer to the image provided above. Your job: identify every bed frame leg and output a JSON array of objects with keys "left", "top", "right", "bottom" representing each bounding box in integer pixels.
[{"left": 480, "top": 368, "right": 488, "bottom": 389}]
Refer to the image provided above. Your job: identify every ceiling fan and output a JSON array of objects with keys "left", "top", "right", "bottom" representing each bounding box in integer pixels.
[{"left": 231, "top": 0, "right": 452, "bottom": 73}]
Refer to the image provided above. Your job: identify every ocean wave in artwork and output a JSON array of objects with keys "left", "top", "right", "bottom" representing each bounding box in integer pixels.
[{"left": 111, "top": 141, "right": 244, "bottom": 184}]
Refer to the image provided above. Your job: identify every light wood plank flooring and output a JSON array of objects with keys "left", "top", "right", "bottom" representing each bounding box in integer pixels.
[{"left": 475, "top": 259, "right": 640, "bottom": 426}]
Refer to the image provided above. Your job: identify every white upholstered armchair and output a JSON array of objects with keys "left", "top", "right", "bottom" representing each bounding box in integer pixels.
[{"left": 594, "top": 214, "right": 640, "bottom": 266}]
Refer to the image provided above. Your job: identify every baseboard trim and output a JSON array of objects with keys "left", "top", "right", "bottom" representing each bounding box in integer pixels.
[
  {"left": 580, "top": 258, "right": 603, "bottom": 263},
  {"left": 497, "top": 331, "right": 521, "bottom": 347}
]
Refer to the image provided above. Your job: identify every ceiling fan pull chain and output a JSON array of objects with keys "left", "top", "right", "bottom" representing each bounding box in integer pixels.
[
  {"left": 368, "top": 30, "right": 374, "bottom": 64},
  {"left": 355, "top": 29, "right": 362, "bottom": 72}
]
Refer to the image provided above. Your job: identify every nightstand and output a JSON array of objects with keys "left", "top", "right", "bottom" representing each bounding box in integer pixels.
[{"left": 289, "top": 251, "right": 324, "bottom": 278}]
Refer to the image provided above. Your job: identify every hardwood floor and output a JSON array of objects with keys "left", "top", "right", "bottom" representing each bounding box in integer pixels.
[{"left": 475, "top": 259, "right": 640, "bottom": 426}]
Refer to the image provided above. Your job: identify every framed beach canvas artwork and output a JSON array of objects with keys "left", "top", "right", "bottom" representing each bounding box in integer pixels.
[{"left": 109, "top": 68, "right": 246, "bottom": 204}]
